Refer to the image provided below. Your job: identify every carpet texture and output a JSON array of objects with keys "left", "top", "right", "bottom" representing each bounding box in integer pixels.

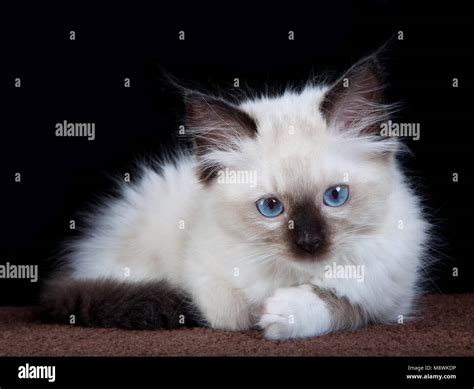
[{"left": 0, "top": 294, "right": 473, "bottom": 356}]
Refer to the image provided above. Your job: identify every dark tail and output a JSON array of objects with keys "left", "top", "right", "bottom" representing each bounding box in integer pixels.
[{"left": 39, "top": 277, "right": 203, "bottom": 330}]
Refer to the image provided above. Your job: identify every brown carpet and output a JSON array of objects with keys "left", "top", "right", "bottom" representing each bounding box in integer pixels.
[{"left": 0, "top": 294, "right": 473, "bottom": 356}]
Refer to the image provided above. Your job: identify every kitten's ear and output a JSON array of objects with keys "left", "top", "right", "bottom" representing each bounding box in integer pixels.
[
  {"left": 185, "top": 93, "right": 257, "bottom": 155},
  {"left": 320, "top": 55, "right": 389, "bottom": 135}
]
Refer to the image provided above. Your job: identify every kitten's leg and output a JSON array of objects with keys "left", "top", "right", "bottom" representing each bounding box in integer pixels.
[
  {"left": 191, "top": 280, "right": 253, "bottom": 331},
  {"left": 258, "top": 285, "right": 365, "bottom": 339}
]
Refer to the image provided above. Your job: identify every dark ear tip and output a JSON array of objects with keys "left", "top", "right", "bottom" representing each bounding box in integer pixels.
[
  {"left": 184, "top": 92, "right": 214, "bottom": 118},
  {"left": 356, "top": 53, "right": 386, "bottom": 79},
  {"left": 370, "top": 54, "right": 387, "bottom": 73},
  {"left": 184, "top": 91, "right": 205, "bottom": 104},
  {"left": 184, "top": 92, "right": 224, "bottom": 110}
]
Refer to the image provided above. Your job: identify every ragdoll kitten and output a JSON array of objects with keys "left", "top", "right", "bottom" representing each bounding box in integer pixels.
[{"left": 41, "top": 53, "right": 430, "bottom": 339}]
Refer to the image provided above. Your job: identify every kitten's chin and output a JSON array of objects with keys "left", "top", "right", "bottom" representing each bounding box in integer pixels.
[{"left": 285, "top": 259, "right": 320, "bottom": 274}]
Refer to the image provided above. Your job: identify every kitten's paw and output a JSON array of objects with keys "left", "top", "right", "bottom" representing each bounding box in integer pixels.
[{"left": 258, "top": 285, "right": 332, "bottom": 340}]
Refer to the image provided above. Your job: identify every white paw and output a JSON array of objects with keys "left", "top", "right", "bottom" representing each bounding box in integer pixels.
[{"left": 258, "top": 285, "right": 332, "bottom": 340}]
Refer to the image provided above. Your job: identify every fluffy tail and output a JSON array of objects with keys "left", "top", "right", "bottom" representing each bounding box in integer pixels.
[{"left": 39, "top": 277, "right": 203, "bottom": 330}]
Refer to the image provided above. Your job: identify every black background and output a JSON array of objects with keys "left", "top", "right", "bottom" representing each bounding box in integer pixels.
[{"left": 0, "top": 2, "right": 473, "bottom": 305}]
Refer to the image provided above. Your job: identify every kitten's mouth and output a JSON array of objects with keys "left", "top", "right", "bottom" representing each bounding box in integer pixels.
[{"left": 287, "top": 245, "right": 331, "bottom": 263}]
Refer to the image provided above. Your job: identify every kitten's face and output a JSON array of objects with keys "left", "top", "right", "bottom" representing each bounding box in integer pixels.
[
  {"left": 209, "top": 88, "right": 395, "bottom": 264},
  {"left": 186, "top": 54, "right": 398, "bottom": 267}
]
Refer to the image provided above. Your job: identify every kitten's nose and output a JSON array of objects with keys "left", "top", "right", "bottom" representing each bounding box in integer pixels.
[{"left": 296, "top": 234, "right": 321, "bottom": 255}]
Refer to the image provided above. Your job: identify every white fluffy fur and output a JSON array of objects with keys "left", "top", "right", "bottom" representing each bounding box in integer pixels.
[{"left": 65, "top": 84, "right": 430, "bottom": 339}]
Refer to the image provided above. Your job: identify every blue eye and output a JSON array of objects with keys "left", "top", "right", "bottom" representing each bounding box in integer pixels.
[
  {"left": 256, "top": 197, "right": 284, "bottom": 218},
  {"left": 323, "top": 185, "right": 349, "bottom": 207}
]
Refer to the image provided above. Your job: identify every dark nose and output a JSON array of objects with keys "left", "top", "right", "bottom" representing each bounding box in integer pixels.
[{"left": 296, "top": 233, "right": 321, "bottom": 255}]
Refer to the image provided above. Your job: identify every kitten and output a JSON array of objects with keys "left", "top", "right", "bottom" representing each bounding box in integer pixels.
[{"left": 41, "top": 53, "right": 430, "bottom": 339}]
